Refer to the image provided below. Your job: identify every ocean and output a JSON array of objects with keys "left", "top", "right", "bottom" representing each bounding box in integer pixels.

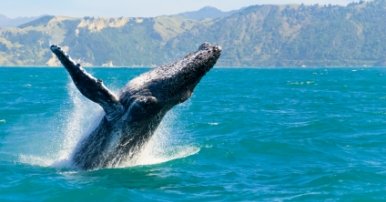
[{"left": 1, "top": 67, "right": 386, "bottom": 201}]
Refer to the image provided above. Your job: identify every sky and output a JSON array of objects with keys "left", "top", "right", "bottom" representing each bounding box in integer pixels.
[{"left": 1, "top": 0, "right": 360, "bottom": 18}]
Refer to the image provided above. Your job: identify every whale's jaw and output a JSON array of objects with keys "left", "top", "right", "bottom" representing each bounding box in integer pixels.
[{"left": 121, "top": 43, "right": 222, "bottom": 109}]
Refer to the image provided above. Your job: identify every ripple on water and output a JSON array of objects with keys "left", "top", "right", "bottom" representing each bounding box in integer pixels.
[{"left": 2, "top": 68, "right": 386, "bottom": 200}]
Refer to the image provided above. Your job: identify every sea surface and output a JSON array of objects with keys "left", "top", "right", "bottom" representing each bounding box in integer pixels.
[{"left": 1, "top": 67, "right": 386, "bottom": 201}]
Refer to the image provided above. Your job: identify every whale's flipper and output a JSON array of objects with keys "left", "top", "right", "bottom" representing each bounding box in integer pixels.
[{"left": 50, "top": 45, "right": 123, "bottom": 121}]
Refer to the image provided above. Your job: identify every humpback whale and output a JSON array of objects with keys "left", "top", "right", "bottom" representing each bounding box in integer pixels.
[{"left": 50, "top": 43, "right": 221, "bottom": 170}]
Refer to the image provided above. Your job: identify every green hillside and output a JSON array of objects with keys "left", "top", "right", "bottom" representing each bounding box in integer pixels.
[{"left": 0, "top": 0, "right": 386, "bottom": 67}]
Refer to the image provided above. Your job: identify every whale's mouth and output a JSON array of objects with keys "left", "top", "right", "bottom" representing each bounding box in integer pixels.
[{"left": 140, "top": 43, "right": 221, "bottom": 108}]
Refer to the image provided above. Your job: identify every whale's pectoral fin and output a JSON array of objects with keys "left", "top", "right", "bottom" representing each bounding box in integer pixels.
[{"left": 50, "top": 45, "right": 123, "bottom": 121}]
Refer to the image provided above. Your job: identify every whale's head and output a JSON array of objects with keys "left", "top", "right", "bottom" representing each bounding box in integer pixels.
[
  {"left": 121, "top": 43, "right": 221, "bottom": 121},
  {"left": 153, "top": 43, "right": 222, "bottom": 106}
]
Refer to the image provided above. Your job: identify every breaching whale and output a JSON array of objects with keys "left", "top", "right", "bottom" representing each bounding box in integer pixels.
[{"left": 50, "top": 43, "right": 221, "bottom": 170}]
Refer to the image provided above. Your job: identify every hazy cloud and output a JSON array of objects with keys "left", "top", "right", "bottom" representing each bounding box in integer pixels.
[{"left": 1, "top": 0, "right": 361, "bottom": 18}]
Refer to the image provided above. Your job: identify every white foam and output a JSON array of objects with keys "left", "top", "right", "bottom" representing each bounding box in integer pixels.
[
  {"left": 19, "top": 154, "right": 54, "bottom": 167},
  {"left": 119, "top": 111, "right": 199, "bottom": 167},
  {"left": 18, "top": 154, "right": 73, "bottom": 169}
]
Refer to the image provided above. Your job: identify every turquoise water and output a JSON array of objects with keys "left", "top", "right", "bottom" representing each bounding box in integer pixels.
[{"left": 1, "top": 67, "right": 386, "bottom": 201}]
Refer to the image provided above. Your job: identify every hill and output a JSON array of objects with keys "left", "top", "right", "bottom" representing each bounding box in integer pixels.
[
  {"left": 0, "top": 1, "right": 386, "bottom": 67},
  {"left": 178, "top": 6, "right": 234, "bottom": 20},
  {"left": 0, "top": 15, "right": 37, "bottom": 28}
]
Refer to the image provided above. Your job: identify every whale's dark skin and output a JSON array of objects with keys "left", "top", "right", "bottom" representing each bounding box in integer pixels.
[{"left": 50, "top": 43, "right": 221, "bottom": 170}]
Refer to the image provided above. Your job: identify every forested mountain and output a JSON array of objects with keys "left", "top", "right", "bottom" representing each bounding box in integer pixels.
[{"left": 0, "top": 1, "right": 386, "bottom": 67}]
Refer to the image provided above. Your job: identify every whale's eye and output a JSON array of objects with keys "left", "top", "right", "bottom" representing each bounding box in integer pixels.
[{"left": 128, "top": 96, "right": 159, "bottom": 121}]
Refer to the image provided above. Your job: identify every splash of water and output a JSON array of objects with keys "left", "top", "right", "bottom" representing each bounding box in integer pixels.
[
  {"left": 19, "top": 82, "right": 102, "bottom": 168},
  {"left": 119, "top": 108, "right": 200, "bottom": 168},
  {"left": 19, "top": 80, "right": 199, "bottom": 169},
  {"left": 55, "top": 82, "right": 104, "bottom": 167}
]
